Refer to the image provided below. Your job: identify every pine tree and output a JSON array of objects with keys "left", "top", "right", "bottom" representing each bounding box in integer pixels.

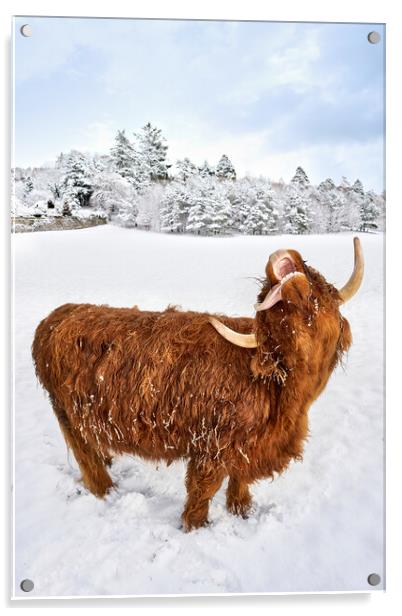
[
  {"left": 110, "top": 130, "right": 136, "bottom": 179},
  {"left": 359, "top": 190, "right": 380, "bottom": 232},
  {"left": 115, "top": 198, "right": 138, "bottom": 227},
  {"left": 91, "top": 168, "right": 137, "bottom": 223},
  {"left": 131, "top": 158, "right": 151, "bottom": 194},
  {"left": 61, "top": 151, "right": 94, "bottom": 208},
  {"left": 377, "top": 191, "right": 386, "bottom": 231},
  {"left": 160, "top": 187, "right": 183, "bottom": 232},
  {"left": 179, "top": 177, "right": 232, "bottom": 235},
  {"left": 291, "top": 166, "right": 310, "bottom": 189},
  {"left": 241, "top": 196, "right": 271, "bottom": 235},
  {"left": 318, "top": 178, "right": 336, "bottom": 192},
  {"left": 207, "top": 189, "right": 232, "bottom": 234},
  {"left": 241, "top": 181, "right": 279, "bottom": 235},
  {"left": 284, "top": 185, "right": 312, "bottom": 233},
  {"left": 160, "top": 183, "right": 193, "bottom": 232},
  {"left": 176, "top": 158, "right": 198, "bottom": 182},
  {"left": 198, "top": 160, "right": 215, "bottom": 178},
  {"left": 352, "top": 179, "right": 364, "bottom": 195},
  {"left": 135, "top": 184, "right": 165, "bottom": 231},
  {"left": 348, "top": 178, "right": 365, "bottom": 231},
  {"left": 186, "top": 196, "right": 212, "bottom": 235},
  {"left": 227, "top": 177, "right": 252, "bottom": 231},
  {"left": 133, "top": 122, "right": 169, "bottom": 182},
  {"left": 328, "top": 192, "right": 347, "bottom": 232},
  {"left": 338, "top": 176, "right": 351, "bottom": 193},
  {"left": 215, "top": 154, "right": 236, "bottom": 180},
  {"left": 62, "top": 180, "right": 80, "bottom": 215},
  {"left": 23, "top": 176, "right": 34, "bottom": 199},
  {"left": 315, "top": 178, "right": 340, "bottom": 232}
]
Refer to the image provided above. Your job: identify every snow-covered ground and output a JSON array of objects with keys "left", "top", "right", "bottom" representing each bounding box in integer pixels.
[{"left": 12, "top": 226, "right": 384, "bottom": 597}]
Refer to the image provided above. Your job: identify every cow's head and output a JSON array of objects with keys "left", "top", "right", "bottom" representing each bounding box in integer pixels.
[{"left": 209, "top": 237, "right": 363, "bottom": 356}]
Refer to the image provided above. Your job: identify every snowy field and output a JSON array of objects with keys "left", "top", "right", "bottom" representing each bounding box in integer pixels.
[{"left": 12, "top": 226, "right": 384, "bottom": 598}]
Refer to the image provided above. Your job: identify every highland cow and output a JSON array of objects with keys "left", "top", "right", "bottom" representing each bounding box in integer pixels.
[{"left": 32, "top": 238, "right": 363, "bottom": 531}]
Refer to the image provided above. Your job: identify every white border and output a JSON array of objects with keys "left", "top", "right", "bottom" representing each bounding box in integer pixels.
[{"left": 2, "top": 0, "right": 401, "bottom": 612}]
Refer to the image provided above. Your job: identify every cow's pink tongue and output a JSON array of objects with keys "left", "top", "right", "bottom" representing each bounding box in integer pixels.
[{"left": 254, "top": 283, "right": 282, "bottom": 311}]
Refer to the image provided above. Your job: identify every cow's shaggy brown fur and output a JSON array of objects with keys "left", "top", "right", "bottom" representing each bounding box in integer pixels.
[{"left": 32, "top": 252, "right": 352, "bottom": 531}]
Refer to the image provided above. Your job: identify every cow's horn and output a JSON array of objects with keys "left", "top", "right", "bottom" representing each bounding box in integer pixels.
[
  {"left": 338, "top": 237, "right": 364, "bottom": 304},
  {"left": 208, "top": 317, "right": 257, "bottom": 348}
]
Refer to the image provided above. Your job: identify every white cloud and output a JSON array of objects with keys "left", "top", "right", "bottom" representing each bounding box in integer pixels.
[{"left": 74, "top": 121, "right": 117, "bottom": 155}]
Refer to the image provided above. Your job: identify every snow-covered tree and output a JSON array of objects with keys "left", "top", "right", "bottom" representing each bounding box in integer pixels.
[
  {"left": 198, "top": 160, "right": 215, "bottom": 178},
  {"left": 206, "top": 187, "right": 232, "bottom": 234},
  {"left": 291, "top": 166, "right": 310, "bottom": 189},
  {"left": 226, "top": 177, "right": 252, "bottom": 231},
  {"left": 62, "top": 180, "right": 81, "bottom": 214},
  {"left": 160, "top": 182, "right": 194, "bottom": 232},
  {"left": 338, "top": 176, "right": 352, "bottom": 193},
  {"left": 314, "top": 178, "right": 339, "bottom": 232},
  {"left": 175, "top": 158, "right": 198, "bottom": 182},
  {"left": 133, "top": 122, "right": 169, "bottom": 182},
  {"left": 23, "top": 176, "right": 34, "bottom": 200},
  {"left": 343, "top": 178, "right": 365, "bottom": 231},
  {"left": 241, "top": 198, "right": 271, "bottom": 235},
  {"left": 48, "top": 182, "right": 62, "bottom": 200},
  {"left": 328, "top": 191, "right": 348, "bottom": 232},
  {"left": 312, "top": 177, "right": 358, "bottom": 233},
  {"left": 160, "top": 187, "right": 183, "bottom": 232},
  {"left": 318, "top": 178, "right": 336, "bottom": 192},
  {"left": 359, "top": 190, "right": 381, "bottom": 232},
  {"left": 376, "top": 191, "right": 386, "bottom": 231},
  {"left": 240, "top": 180, "right": 279, "bottom": 235},
  {"left": 186, "top": 196, "right": 211, "bottom": 234},
  {"left": 91, "top": 168, "right": 137, "bottom": 224},
  {"left": 283, "top": 185, "right": 313, "bottom": 234},
  {"left": 215, "top": 154, "right": 236, "bottom": 181},
  {"left": 110, "top": 130, "right": 136, "bottom": 180},
  {"left": 352, "top": 179, "right": 364, "bottom": 196},
  {"left": 135, "top": 184, "right": 165, "bottom": 231},
  {"left": 60, "top": 151, "right": 94, "bottom": 208},
  {"left": 160, "top": 176, "right": 232, "bottom": 235},
  {"left": 115, "top": 197, "right": 138, "bottom": 228}
]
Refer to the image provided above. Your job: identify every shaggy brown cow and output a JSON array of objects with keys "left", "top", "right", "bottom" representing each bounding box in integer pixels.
[{"left": 32, "top": 238, "right": 363, "bottom": 531}]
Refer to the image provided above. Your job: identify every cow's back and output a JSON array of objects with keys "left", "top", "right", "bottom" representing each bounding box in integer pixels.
[{"left": 32, "top": 303, "right": 260, "bottom": 461}]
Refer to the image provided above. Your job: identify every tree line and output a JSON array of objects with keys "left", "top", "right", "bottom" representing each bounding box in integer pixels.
[{"left": 12, "top": 122, "right": 384, "bottom": 235}]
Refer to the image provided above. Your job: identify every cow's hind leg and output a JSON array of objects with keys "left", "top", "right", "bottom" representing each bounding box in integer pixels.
[
  {"left": 52, "top": 401, "right": 114, "bottom": 498},
  {"left": 182, "top": 460, "right": 225, "bottom": 532},
  {"left": 226, "top": 477, "right": 252, "bottom": 518}
]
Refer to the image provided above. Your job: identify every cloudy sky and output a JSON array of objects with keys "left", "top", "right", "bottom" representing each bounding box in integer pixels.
[{"left": 13, "top": 17, "right": 385, "bottom": 191}]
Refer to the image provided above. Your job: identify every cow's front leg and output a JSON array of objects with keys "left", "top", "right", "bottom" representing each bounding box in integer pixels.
[
  {"left": 226, "top": 476, "right": 252, "bottom": 518},
  {"left": 182, "top": 460, "right": 225, "bottom": 532}
]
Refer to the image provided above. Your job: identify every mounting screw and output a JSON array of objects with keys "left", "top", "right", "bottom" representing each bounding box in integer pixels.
[
  {"left": 367, "top": 31, "right": 380, "bottom": 44},
  {"left": 20, "top": 578, "right": 34, "bottom": 592},
  {"left": 367, "top": 573, "right": 381, "bottom": 586},
  {"left": 20, "top": 24, "right": 32, "bottom": 37}
]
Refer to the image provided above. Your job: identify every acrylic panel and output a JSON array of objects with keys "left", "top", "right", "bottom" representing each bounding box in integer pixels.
[{"left": 12, "top": 16, "right": 385, "bottom": 598}]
